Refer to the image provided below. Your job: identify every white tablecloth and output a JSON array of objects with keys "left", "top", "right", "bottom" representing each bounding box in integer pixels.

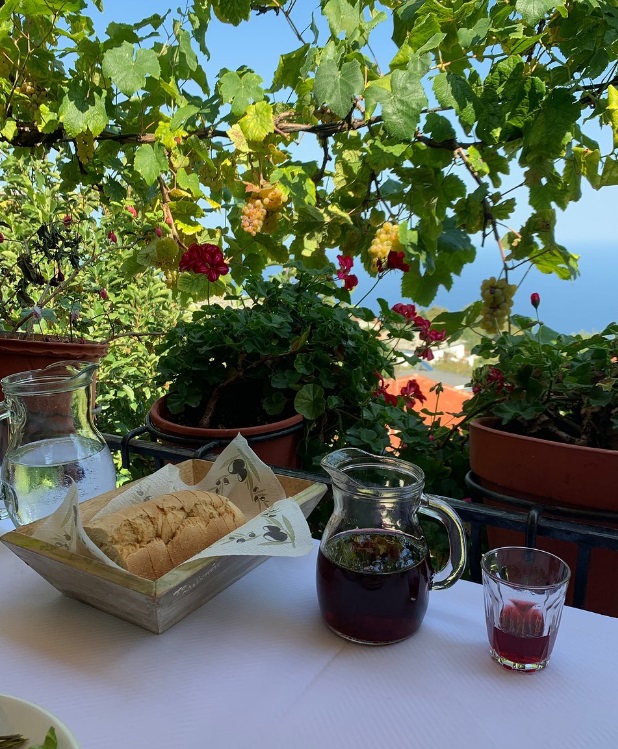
[{"left": 1, "top": 519, "right": 616, "bottom": 749}]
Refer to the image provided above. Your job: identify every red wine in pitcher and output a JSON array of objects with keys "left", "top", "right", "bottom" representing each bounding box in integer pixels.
[{"left": 316, "top": 529, "right": 433, "bottom": 644}]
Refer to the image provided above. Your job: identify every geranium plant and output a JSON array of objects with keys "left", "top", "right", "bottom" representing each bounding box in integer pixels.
[
  {"left": 154, "top": 258, "right": 468, "bottom": 478},
  {"left": 458, "top": 295, "right": 618, "bottom": 449}
]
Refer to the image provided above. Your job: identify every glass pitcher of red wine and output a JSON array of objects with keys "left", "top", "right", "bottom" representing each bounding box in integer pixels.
[{"left": 317, "top": 448, "right": 467, "bottom": 645}]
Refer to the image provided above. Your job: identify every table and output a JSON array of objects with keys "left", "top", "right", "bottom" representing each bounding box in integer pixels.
[{"left": 1, "top": 519, "right": 616, "bottom": 749}]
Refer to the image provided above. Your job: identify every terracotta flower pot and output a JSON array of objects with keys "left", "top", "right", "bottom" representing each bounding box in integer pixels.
[
  {"left": 148, "top": 395, "right": 304, "bottom": 469},
  {"left": 469, "top": 416, "right": 618, "bottom": 617},
  {"left": 0, "top": 333, "right": 109, "bottom": 400}
]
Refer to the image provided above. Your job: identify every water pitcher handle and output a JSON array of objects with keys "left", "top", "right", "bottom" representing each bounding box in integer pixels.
[
  {"left": 421, "top": 493, "right": 467, "bottom": 590},
  {"left": 0, "top": 400, "right": 9, "bottom": 475}
]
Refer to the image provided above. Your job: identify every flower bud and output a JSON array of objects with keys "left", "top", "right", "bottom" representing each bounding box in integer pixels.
[
  {"left": 63, "top": 214, "right": 72, "bottom": 226},
  {"left": 99, "top": 288, "right": 109, "bottom": 300},
  {"left": 0, "top": 232, "right": 4, "bottom": 243},
  {"left": 530, "top": 292, "right": 540, "bottom": 309},
  {"left": 126, "top": 205, "right": 138, "bottom": 218},
  {"left": 155, "top": 227, "right": 163, "bottom": 238},
  {"left": 107, "top": 231, "right": 117, "bottom": 244}
]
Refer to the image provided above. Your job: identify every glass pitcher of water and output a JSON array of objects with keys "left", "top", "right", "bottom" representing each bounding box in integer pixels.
[{"left": 0, "top": 361, "right": 117, "bottom": 525}]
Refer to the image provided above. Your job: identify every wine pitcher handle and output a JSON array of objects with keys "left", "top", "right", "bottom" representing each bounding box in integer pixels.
[{"left": 421, "top": 493, "right": 467, "bottom": 590}]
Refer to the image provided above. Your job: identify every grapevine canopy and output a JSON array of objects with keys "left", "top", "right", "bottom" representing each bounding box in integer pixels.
[{"left": 1, "top": 0, "right": 616, "bottom": 319}]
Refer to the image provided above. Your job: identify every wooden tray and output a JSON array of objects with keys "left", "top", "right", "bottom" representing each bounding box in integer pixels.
[{"left": 1, "top": 460, "right": 327, "bottom": 633}]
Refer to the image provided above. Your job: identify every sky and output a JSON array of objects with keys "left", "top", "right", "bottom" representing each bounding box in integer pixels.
[{"left": 90, "top": 1, "right": 618, "bottom": 331}]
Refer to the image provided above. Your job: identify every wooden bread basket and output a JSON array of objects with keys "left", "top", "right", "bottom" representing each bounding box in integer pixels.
[{"left": 1, "top": 459, "right": 327, "bottom": 633}]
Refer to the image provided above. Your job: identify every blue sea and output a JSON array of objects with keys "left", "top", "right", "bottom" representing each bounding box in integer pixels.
[{"left": 351, "top": 242, "right": 617, "bottom": 335}]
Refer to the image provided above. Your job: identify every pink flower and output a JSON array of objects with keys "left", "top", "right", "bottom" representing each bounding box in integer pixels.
[
  {"left": 179, "top": 243, "right": 229, "bottom": 282},
  {"left": 126, "top": 205, "right": 138, "bottom": 218},
  {"left": 107, "top": 231, "right": 117, "bottom": 244},
  {"left": 530, "top": 292, "right": 540, "bottom": 309}
]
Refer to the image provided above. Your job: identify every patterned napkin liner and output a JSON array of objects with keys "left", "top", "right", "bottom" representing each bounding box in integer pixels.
[{"left": 32, "top": 435, "right": 316, "bottom": 575}]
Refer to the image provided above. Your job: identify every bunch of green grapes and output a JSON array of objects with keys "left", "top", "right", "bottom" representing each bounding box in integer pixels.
[
  {"left": 260, "top": 184, "right": 284, "bottom": 211},
  {"left": 368, "top": 221, "right": 401, "bottom": 271},
  {"left": 241, "top": 197, "right": 267, "bottom": 236},
  {"left": 479, "top": 277, "right": 517, "bottom": 333},
  {"left": 14, "top": 80, "right": 45, "bottom": 119},
  {"left": 314, "top": 105, "right": 339, "bottom": 124},
  {"left": 241, "top": 183, "right": 286, "bottom": 236},
  {"left": 75, "top": 132, "right": 95, "bottom": 164}
]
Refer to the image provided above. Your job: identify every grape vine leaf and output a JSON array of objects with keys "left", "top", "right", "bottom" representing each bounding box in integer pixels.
[
  {"left": 170, "top": 104, "right": 200, "bottom": 131},
  {"left": 432, "top": 72, "right": 477, "bottom": 133},
  {"left": 314, "top": 58, "right": 364, "bottom": 118},
  {"left": 515, "top": 0, "right": 561, "bottom": 25},
  {"left": 373, "top": 67, "right": 428, "bottom": 139},
  {"left": 102, "top": 42, "right": 161, "bottom": 96},
  {"left": 219, "top": 70, "right": 265, "bottom": 116},
  {"left": 134, "top": 143, "right": 168, "bottom": 186},
  {"left": 0, "top": 0, "right": 84, "bottom": 18},
  {"left": 272, "top": 44, "right": 311, "bottom": 92},
  {"left": 211, "top": 0, "right": 251, "bottom": 25},
  {"left": 323, "top": 0, "right": 361, "bottom": 36},
  {"left": 238, "top": 101, "right": 274, "bottom": 141},
  {"left": 59, "top": 83, "right": 108, "bottom": 138}
]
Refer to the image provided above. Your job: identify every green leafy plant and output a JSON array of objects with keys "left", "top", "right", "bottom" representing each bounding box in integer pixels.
[
  {"left": 459, "top": 296, "right": 618, "bottom": 449},
  {"left": 155, "top": 262, "right": 468, "bottom": 481}
]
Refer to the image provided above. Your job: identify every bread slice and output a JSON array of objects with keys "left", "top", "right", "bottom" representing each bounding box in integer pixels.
[{"left": 85, "top": 489, "right": 246, "bottom": 580}]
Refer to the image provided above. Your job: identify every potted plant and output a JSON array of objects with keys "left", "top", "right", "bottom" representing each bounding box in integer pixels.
[
  {"left": 149, "top": 257, "right": 463, "bottom": 475},
  {"left": 453, "top": 293, "right": 618, "bottom": 615}
]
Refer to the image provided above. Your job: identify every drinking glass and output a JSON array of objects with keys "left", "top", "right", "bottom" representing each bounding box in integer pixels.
[{"left": 481, "top": 546, "right": 570, "bottom": 672}]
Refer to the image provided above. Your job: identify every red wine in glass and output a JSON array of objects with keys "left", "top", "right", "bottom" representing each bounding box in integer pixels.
[{"left": 490, "top": 600, "right": 552, "bottom": 668}]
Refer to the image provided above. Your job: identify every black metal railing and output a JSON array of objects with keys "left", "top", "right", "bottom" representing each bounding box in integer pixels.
[{"left": 104, "top": 433, "right": 618, "bottom": 614}]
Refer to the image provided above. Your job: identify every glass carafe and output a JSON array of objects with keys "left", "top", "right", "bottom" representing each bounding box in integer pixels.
[
  {"left": 317, "top": 448, "right": 467, "bottom": 645},
  {"left": 0, "top": 361, "right": 116, "bottom": 526}
]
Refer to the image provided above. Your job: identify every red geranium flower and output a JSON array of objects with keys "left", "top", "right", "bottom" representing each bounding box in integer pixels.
[
  {"left": 373, "top": 372, "right": 398, "bottom": 406},
  {"left": 336, "top": 255, "right": 358, "bottom": 290},
  {"left": 385, "top": 250, "right": 410, "bottom": 272},
  {"left": 400, "top": 379, "right": 426, "bottom": 407},
  {"left": 392, "top": 302, "right": 417, "bottom": 320},
  {"left": 179, "top": 243, "right": 229, "bottom": 282}
]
